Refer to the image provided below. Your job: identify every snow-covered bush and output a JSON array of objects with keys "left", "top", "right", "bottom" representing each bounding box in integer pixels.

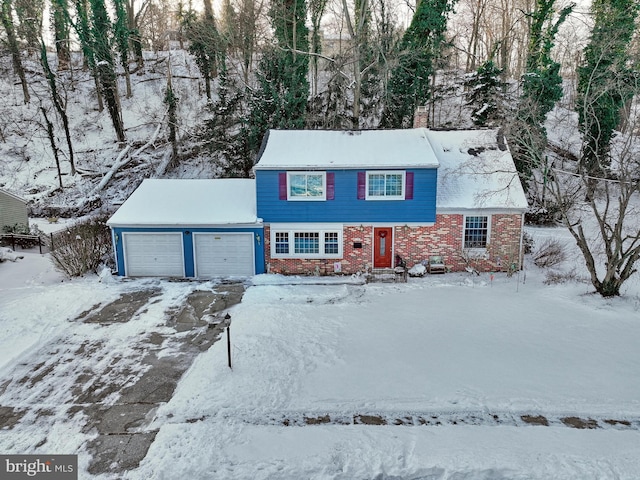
[
  {"left": 49, "top": 216, "right": 113, "bottom": 277},
  {"left": 526, "top": 204, "right": 561, "bottom": 226},
  {"left": 0, "top": 247, "right": 24, "bottom": 262},
  {"left": 533, "top": 238, "right": 567, "bottom": 268},
  {"left": 522, "top": 231, "right": 534, "bottom": 254},
  {"left": 544, "top": 269, "right": 579, "bottom": 285}
]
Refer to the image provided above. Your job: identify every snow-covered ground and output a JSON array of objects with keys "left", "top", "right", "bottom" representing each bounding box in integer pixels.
[{"left": 1, "top": 226, "right": 640, "bottom": 479}]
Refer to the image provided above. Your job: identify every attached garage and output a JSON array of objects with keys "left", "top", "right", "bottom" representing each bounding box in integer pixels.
[{"left": 107, "top": 179, "right": 264, "bottom": 278}]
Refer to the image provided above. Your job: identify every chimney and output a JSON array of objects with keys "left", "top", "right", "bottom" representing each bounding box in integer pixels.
[{"left": 413, "top": 105, "right": 429, "bottom": 129}]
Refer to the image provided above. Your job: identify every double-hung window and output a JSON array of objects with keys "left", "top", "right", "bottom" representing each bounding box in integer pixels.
[
  {"left": 274, "top": 232, "right": 290, "bottom": 254},
  {"left": 366, "top": 171, "right": 405, "bottom": 200},
  {"left": 464, "top": 215, "right": 489, "bottom": 249},
  {"left": 288, "top": 172, "right": 326, "bottom": 200},
  {"left": 271, "top": 225, "right": 343, "bottom": 258}
]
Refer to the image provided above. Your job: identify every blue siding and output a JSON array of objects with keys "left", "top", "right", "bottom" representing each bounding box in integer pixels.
[
  {"left": 111, "top": 226, "right": 265, "bottom": 277},
  {"left": 256, "top": 169, "right": 437, "bottom": 223}
]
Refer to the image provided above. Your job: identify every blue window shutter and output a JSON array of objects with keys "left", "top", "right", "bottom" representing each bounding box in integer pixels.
[
  {"left": 326, "top": 173, "right": 335, "bottom": 200},
  {"left": 279, "top": 173, "right": 287, "bottom": 200},
  {"left": 405, "top": 172, "right": 414, "bottom": 200},
  {"left": 357, "top": 172, "right": 366, "bottom": 199}
]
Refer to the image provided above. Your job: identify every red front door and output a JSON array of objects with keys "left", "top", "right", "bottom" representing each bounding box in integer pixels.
[{"left": 373, "top": 227, "right": 393, "bottom": 268}]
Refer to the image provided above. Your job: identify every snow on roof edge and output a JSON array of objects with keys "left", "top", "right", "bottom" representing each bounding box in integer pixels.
[
  {"left": 107, "top": 178, "right": 258, "bottom": 227},
  {"left": 0, "top": 188, "right": 28, "bottom": 204}
]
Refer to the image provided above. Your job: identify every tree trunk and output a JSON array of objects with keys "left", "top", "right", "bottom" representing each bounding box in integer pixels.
[
  {"left": 100, "top": 64, "right": 126, "bottom": 142},
  {"left": 93, "top": 71, "right": 104, "bottom": 112},
  {"left": 1, "top": 0, "right": 30, "bottom": 104},
  {"left": 126, "top": 0, "right": 144, "bottom": 69},
  {"left": 40, "top": 107, "right": 64, "bottom": 190},
  {"left": 91, "top": 0, "right": 126, "bottom": 142},
  {"left": 40, "top": 41, "right": 76, "bottom": 175},
  {"left": 52, "top": 0, "right": 71, "bottom": 70},
  {"left": 165, "top": 72, "right": 179, "bottom": 168}
]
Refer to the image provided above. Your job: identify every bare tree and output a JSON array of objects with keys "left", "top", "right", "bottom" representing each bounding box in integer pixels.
[
  {"left": 218, "top": 0, "right": 266, "bottom": 84},
  {"left": 547, "top": 130, "right": 640, "bottom": 297},
  {"left": 125, "top": 0, "right": 146, "bottom": 69}
]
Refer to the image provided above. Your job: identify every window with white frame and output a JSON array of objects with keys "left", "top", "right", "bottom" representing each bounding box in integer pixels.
[
  {"left": 288, "top": 172, "right": 326, "bottom": 200},
  {"left": 366, "top": 171, "right": 405, "bottom": 200},
  {"left": 464, "top": 215, "right": 489, "bottom": 249},
  {"left": 274, "top": 232, "right": 289, "bottom": 254},
  {"left": 271, "top": 225, "right": 343, "bottom": 258}
]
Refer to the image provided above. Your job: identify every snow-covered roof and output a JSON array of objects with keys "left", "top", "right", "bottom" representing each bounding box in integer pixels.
[
  {"left": 0, "top": 188, "right": 27, "bottom": 204},
  {"left": 254, "top": 129, "right": 440, "bottom": 170},
  {"left": 107, "top": 179, "right": 259, "bottom": 227},
  {"left": 428, "top": 129, "right": 528, "bottom": 211}
]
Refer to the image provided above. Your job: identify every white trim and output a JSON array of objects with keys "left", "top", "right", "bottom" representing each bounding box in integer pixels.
[
  {"left": 270, "top": 223, "right": 343, "bottom": 259},
  {"left": 108, "top": 222, "right": 263, "bottom": 228},
  {"left": 372, "top": 226, "right": 394, "bottom": 268},
  {"left": 463, "top": 214, "right": 491, "bottom": 251},
  {"left": 0, "top": 188, "right": 27, "bottom": 204},
  {"left": 287, "top": 171, "right": 327, "bottom": 201},
  {"left": 343, "top": 222, "right": 436, "bottom": 228},
  {"left": 270, "top": 223, "right": 343, "bottom": 230},
  {"left": 111, "top": 229, "right": 119, "bottom": 274},
  {"left": 437, "top": 207, "right": 527, "bottom": 215},
  {"left": 365, "top": 170, "right": 405, "bottom": 201}
]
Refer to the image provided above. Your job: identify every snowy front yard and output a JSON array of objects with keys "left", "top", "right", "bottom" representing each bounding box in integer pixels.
[
  {"left": 133, "top": 270, "right": 640, "bottom": 479},
  {"left": 1, "top": 240, "right": 640, "bottom": 479}
]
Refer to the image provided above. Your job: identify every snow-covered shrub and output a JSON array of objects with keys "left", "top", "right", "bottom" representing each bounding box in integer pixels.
[
  {"left": 544, "top": 269, "right": 578, "bottom": 285},
  {"left": 533, "top": 238, "right": 567, "bottom": 268},
  {"left": 0, "top": 247, "right": 24, "bottom": 262},
  {"left": 522, "top": 231, "right": 534, "bottom": 254},
  {"left": 526, "top": 204, "right": 561, "bottom": 226},
  {"left": 49, "top": 215, "right": 113, "bottom": 277}
]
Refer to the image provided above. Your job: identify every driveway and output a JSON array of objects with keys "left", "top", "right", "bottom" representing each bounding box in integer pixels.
[{"left": 0, "top": 280, "right": 245, "bottom": 477}]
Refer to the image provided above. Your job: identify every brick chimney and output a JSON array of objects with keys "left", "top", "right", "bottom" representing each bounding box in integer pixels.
[{"left": 413, "top": 105, "right": 429, "bottom": 128}]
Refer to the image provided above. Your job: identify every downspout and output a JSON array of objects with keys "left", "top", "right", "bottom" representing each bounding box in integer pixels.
[{"left": 518, "top": 212, "right": 525, "bottom": 270}]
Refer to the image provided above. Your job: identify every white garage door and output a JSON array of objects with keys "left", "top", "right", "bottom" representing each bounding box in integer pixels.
[
  {"left": 123, "top": 232, "right": 184, "bottom": 277},
  {"left": 194, "top": 233, "right": 254, "bottom": 277}
]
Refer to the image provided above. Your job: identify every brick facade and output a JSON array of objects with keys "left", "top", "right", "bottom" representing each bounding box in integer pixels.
[{"left": 265, "top": 213, "right": 523, "bottom": 275}]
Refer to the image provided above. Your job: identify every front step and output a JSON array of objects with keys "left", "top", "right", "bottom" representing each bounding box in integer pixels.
[{"left": 367, "top": 267, "right": 407, "bottom": 283}]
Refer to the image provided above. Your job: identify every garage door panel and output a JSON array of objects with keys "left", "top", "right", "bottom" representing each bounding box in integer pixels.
[
  {"left": 194, "top": 233, "right": 254, "bottom": 277},
  {"left": 124, "top": 233, "right": 184, "bottom": 277}
]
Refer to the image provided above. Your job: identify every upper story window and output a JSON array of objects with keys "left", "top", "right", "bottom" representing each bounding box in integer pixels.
[
  {"left": 464, "top": 215, "right": 489, "bottom": 249},
  {"left": 365, "top": 171, "right": 405, "bottom": 200},
  {"left": 288, "top": 172, "right": 326, "bottom": 200}
]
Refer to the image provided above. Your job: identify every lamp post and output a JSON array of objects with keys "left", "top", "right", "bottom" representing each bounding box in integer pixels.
[{"left": 221, "top": 313, "right": 232, "bottom": 369}]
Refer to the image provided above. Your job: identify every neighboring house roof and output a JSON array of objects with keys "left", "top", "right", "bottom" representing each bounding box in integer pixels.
[
  {"left": 254, "top": 129, "right": 440, "bottom": 170},
  {"left": 0, "top": 188, "right": 27, "bottom": 204},
  {"left": 428, "top": 129, "right": 528, "bottom": 211},
  {"left": 107, "top": 179, "right": 259, "bottom": 227}
]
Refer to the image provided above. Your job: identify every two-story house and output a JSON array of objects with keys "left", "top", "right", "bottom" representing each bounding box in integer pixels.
[
  {"left": 107, "top": 127, "right": 527, "bottom": 278},
  {"left": 254, "top": 128, "right": 528, "bottom": 275}
]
